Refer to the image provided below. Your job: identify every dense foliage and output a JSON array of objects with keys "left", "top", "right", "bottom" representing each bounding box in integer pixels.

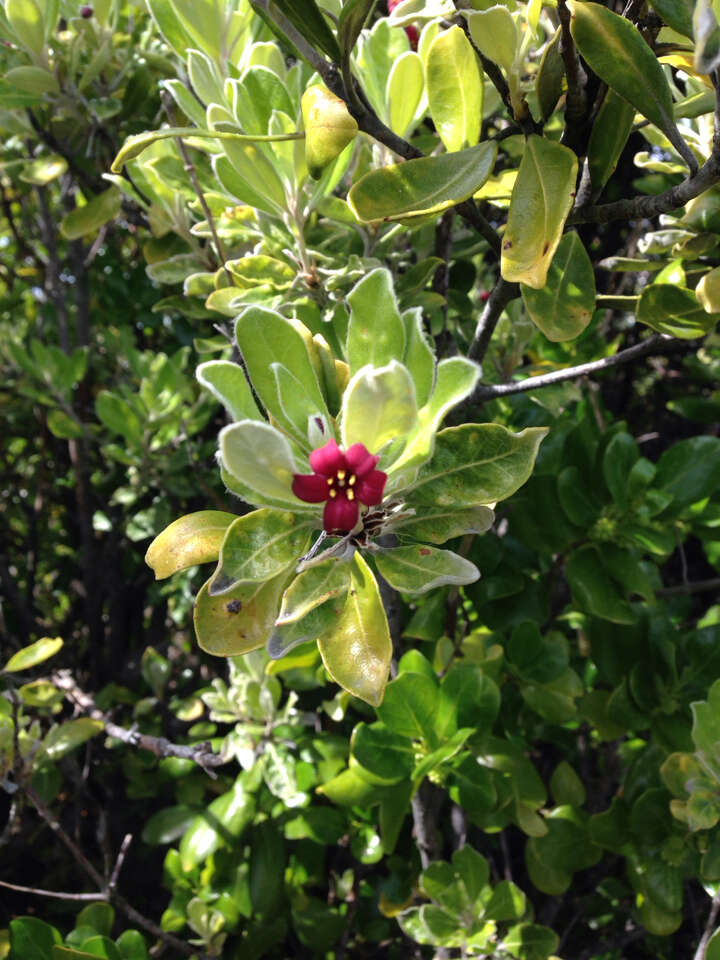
[{"left": 1, "top": 0, "right": 720, "bottom": 958}]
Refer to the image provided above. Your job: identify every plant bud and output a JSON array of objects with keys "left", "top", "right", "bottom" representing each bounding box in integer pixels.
[
  {"left": 80, "top": 5, "right": 93, "bottom": 16},
  {"left": 301, "top": 85, "right": 358, "bottom": 180}
]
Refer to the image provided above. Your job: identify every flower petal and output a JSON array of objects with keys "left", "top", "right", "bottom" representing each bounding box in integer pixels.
[
  {"left": 292, "top": 474, "right": 329, "bottom": 503},
  {"left": 345, "top": 442, "right": 379, "bottom": 478},
  {"left": 323, "top": 496, "right": 359, "bottom": 533},
  {"left": 356, "top": 469, "right": 387, "bottom": 506},
  {"left": 309, "top": 438, "right": 346, "bottom": 476}
]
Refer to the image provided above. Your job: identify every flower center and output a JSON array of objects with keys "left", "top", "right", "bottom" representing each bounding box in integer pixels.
[{"left": 328, "top": 469, "right": 357, "bottom": 500}]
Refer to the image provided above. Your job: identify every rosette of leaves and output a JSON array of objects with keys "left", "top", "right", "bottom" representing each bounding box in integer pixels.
[{"left": 146, "top": 269, "right": 547, "bottom": 705}]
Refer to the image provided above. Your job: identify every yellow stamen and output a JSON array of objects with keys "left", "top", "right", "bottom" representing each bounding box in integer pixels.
[
  {"left": 348, "top": 474, "right": 356, "bottom": 486},
  {"left": 329, "top": 488, "right": 337, "bottom": 498},
  {"left": 337, "top": 470, "right": 346, "bottom": 480},
  {"left": 347, "top": 489, "right": 355, "bottom": 501},
  {"left": 328, "top": 476, "right": 335, "bottom": 486}
]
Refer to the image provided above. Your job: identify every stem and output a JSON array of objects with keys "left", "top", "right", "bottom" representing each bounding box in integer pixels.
[
  {"left": 695, "top": 888, "right": 720, "bottom": 960},
  {"left": 468, "top": 278, "right": 519, "bottom": 363}
]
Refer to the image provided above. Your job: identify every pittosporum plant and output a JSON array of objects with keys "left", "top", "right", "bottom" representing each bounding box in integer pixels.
[{"left": 146, "top": 268, "right": 546, "bottom": 705}]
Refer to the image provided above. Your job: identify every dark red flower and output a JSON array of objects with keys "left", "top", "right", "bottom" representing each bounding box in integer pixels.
[
  {"left": 292, "top": 439, "right": 387, "bottom": 534},
  {"left": 387, "top": 0, "right": 419, "bottom": 49}
]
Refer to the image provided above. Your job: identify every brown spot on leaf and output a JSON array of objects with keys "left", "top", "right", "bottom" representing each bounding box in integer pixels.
[
  {"left": 542, "top": 242, "right": 550, "bottom": 255},
  {"left": 503, "top": 240, "right": 512, "bottom": 250},
  {"left": 419, "top": 547, "right": 431, "bottom": 556},
  {"left": 226, "top": 599, "right": 242, "bottom": 614}
]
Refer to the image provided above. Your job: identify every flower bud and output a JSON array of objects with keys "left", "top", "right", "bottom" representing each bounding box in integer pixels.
[{"left": 301, "top": 85, "right": 358, "bottom": 180}]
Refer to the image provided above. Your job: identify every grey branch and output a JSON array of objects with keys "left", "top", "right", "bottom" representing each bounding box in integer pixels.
[
  {"left": 694, "top": 887, "right": 720, "bottom": 960},
  {"left": 468, "top": 278, "right": 519, "bottom": 363},
  {"left": 52, "top": 670, "right": 227, "bottom": 774}
]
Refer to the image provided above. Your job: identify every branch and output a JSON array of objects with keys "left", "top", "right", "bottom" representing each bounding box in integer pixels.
[
  {"left": 694, "top": 887, "right": 720, "bottom": 960},
  {"left": 468, "top": 277, "right": 519, "bottom": 363},
  {"left": 558, "top": 0, "right": 588, "bottom": 153},
  {"left": 0, "top": 879, "right": 105, "bottom": 901},
  {"left": 467, "top": 333, "right": 694, "bottom": 403},
  {"left": 52, "top": 670, "right": 227, "bottom": 775},
  {"left": 658, "top": 577, "right": 720, "bottom": 597},
  {"left": 570, "top": 149, "right": 720, "bottom": 225}
]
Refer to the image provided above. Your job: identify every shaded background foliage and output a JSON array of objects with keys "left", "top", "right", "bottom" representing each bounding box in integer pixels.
[{"left": 0, "top": 0, "right": 719, "bottom": 959}]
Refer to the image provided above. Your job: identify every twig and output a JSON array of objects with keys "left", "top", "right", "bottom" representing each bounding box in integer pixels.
[
  {"left": 109, "top": 833, "right": 132, "bottom": 891},
  {"left": 161, "top": 93, "right": 233, "bottom": 283},
  {"left": 0, "top": 879, "right": 106, "bottom": 901},
  {"left": 467, "top": 333, "right": 694, "bottom": 403},
  {"left": 468, "top": 278, "right": 519, "bottom": 363},
  {"left": 658, "top": 577, "right": 720, "bottom": 597},
  {"left": 52, "top": 670, "right": 227, "bottom": 775},
  {"left": 558, "top": 0, "right": 588, "bottom": 153},
  {"left": 570, "top": 152, "right": 720, "bottom": 225},
  {"left": 695, "top": 887, "right": 720, "bottom": 960}
]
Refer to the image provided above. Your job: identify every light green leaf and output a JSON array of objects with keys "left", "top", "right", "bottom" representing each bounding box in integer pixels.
[
  {"left": 317, "top": 552, "right": 392, "bottom": 706},
  {"left": 695, "top": 0, "right": 720, "bottom": 73},
  {"left": 42, "top": 718, "right": 104, "bottom": 760},
  {"left": 466, "top": 6, "right": 518, "bottom": 75},
  {"left": 375, "top": 545, "right": 479, "bottom": 595},
  {"left": 346, "top": 268, "right": 406, "bottom": 374},
  {"left": 20, "top": 154, "right": 67, "bottom": 186},
  {"left": 196, "top": 360, "right": 263, "bottom": 422},
  {"left": 394, "top": 504, "right": 494, "bottom": 544},
  {"left": 389, "top": 356, "right": 480, "bottom": 480},
  {"left": 402, "top": 308, "right": 436, "bottom": 408},
  {"left": 5, "top": 65, "right": 58, "bottom": 94},
  {"left": 352, "top": 722, "right": 415, "bottom": 784},
  {"left": 227, "top": 255, "right": 295, "bottom": 290},
  {"left": 588, "top": 90, "right": 636, "bottom": 191},
  {"left": 276, "top": 560, "right": 351, "bottom": 625},
  {"left": 485, "top": 880, "right": 527, "bottom": 922},
  {"left": 60, "top": 188, "right": 122, "bottom": 240},
  {"left": 536, "top": 29, "right": 564, "bottom": 120},
  {"left": 695, "top": 266, "right": 720, "bottom": 312},
  {"left": 568, "top": 0, "right": 693, "bottom": 168},
  {"left": 179, "top": 776, "right": 255, "bottom": 870},
  {"left": 501, "top": 135, "right": 578, "bottom": 290},
  {"left": 376, "top": 671, "right": 439, "bottom": 744},
  {"left": 6, "top": 0, "right": 45, "bottom": 56},
  {"left": 145, "top": 510, "right": 237, "bottom": 580},
  {"left": 502, "top": 922, "right": 559, "bottom": 960},
  {"left": 46, "top": 409, "right": 82, "bottom": 439},
  {"left": 348, "top": 142, "right": 497, "bottom": 223},
  {"left": 219, "top": 420, "right": 303, "bottom": 506},
  {"left": 194, "top": 572, "right": 288, "bottom": 656},
  {"left": 426, "top": 25, "right": 482, "bottom": 153},
  {"left": 406, "top": 424, "right": 548, "bottom": 507},
  {"left": 388, "top": 52, "right": 424, "bottom": 137},
  {"left": 187, "top": 48, "right": 224, "bottom": 106},
  {"left": 235, "top": 307, "right": 327, "bottom": 418},
  {"left": 636, "top": 284, "right": 719, "bottom": 339},
  {"left": 268, "top": 601, "right": 339, "bottom": 660},
  {"left": 272, "top": 363, "right": 328, "bottom": 448},
  {"left": 521, "top": 232, "right": 596, "bottom": 341},
  {"left": 4, "top": 637, "right": 63, "bottom": 673},
  {"left": 208, "top": 509, "right": 312, "bottom": 595},
  {"left": 341, "top": 361, "right": 418, "bottom": 453}
]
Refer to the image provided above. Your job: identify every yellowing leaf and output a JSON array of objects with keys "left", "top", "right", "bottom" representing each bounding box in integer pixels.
[
  {"left": 501, "top": 135, "right": 578, "bottom": 289},
  {"left": 194, "top": 572, "right": 289, "bottom": 656},
  {"left": 520, "top": 232, "right": 596, "bottom": 341},
  {"left": 426, "top": 25, "right": 482, "bottom": 152},
  {"left": 4, "top": 637, "right": 63, "bottom": 673},
  {"left": 145, "top": 511, "right": 237, "bottom": 580},
  {"left": 317, "top": 553, "right": 391, "bottom": 706}
]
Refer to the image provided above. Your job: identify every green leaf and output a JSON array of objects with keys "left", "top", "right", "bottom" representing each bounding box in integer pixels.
[
  {"left": 179, "top": 776, "right": 255, "bottom": 870},
  {"left": 338, "top": 0, "right": 376, "bottom": 56},
  {"left": 346, "top": 268, "right": 406, "bottom": 373},
  {"left": 655, "top": 436, "right": 720, "bottom": 507},
  {"left": 406, "top": 424, "right": 548, "bottom": 507},
  {"left": 145, "top": 511, "right": 237, "bottom": 580},
  {"left": 388, "top": 52, "right": 424, "bottom": 137},
  {"left": 219, "top": 421, "right": 305, "bottom": 507},
  {"left": 268, "top": 0, "right": 341, "bottom": 61},
  {"left": 588, "top": 90, "right": 636, "bottom": 191},
  {"left": 501, "top": 135, "right": 578, "bottom": 290},
  {"left": 649, "top": 0, "right": 693, "bottom": 37},
  {"left": 10, "top": 917, "right": 61, "bottom": 960},
  {"left": 536, "top": 29, "right": 564, "bottom": 120},
  {"left": 506, "top": 623, "right": 568, "bottom": 684},
  {"left": 60, "top": 189, "right": 122, "bottom": 240},
  {"left": 395, "top": 504, "right": 494, "bottom": 544},
  {"left": 375, "top": 545, "right": 479, "bottom": 595},
  {"left": 19, "top": 154, "right": 66, "bottom": 184},
  {"left": 194, "top": 571, "right": 289, "bottom": 656},
  {"left": 6, "top": 0, "right": 45, "bottom": 56},
  {"left": 707, "top": 927, "right": 720, "bottom": 960},
  {"left": 209, "top": 509, "right": 311, "bottom": 595},
  {"left": 351, "top": 722, "right": 415, "bottom": 784},
  {"left": 41, "top": 718, "right": 104, "bottom": 760},
  {"left": 426, "top": 25, "right": 482, "bottom": 153},
  {"left": 340, "top": 361, "right": 418, "bottom": 454},
  {"left": 550, "top": 761, "right": 586, "bottom": 807},
  {"left": 376, "top": 671, "right": 439, "bottom": 744},
  {"left": 436, "top": 662, "right": 501, "bottom": 739},
  {"left": 234, "top": 307, "right": 327, "bottom": 418},
  {"left": 250, "top": 821, "right": 285, "bottom": 915},
  {"left": 402, "top": 308, "right": 436, "bottom": 408},
  {"left": 448, "top": 756, "right": 496, "bottom": 814},
  {"left": 602, "top": 432, "right": 639, "bottom": 510},
  {"left": 317, "top": 552, "right": 392, "bottom": 706},
  {"left": 348, "top": 142, "right": 497, "bottom": 223},
  {"left": 114, "top": 931, "right": 148, "bottom": 960},
  {"left": 637, "top": 284, "right": 719, "bottom": 339},
  {"left": 196, "top": 361, "right": 263, "bottom": 422},
  {"left": 276, "top": 560, "right": 351, "bottom": 625},
  {"left": 696, "top": 266, "right": 720, "bottom": 313},
  {"left": 466, "top": 7, "right": 518, "bottom": 75},
  {"left": 502, "top": 922, "right": 559, "bottom": 960},
  {"left": 389, "top": 357, "right": 480, "bottom": 480},
  {"left": 484, "top": 880, "right": 526, "bottom": 922},
  {"left": 4, "top": 636, "right": 63, "bottom": 672},
  {"left": 566, "top": 546, "right": 637, "bottom": 623},
  {"left": 141, "top": 805, "right": 198, "bottom": 845},
  {"left": 318, "top": 766, "right": 392, "bottom": 806},
  {"left": 568, "top": 1, "right": 692, "bottom": 168},
  {"left": 695, "top": 0, "right": 720, "bottom": 73},
  {"left": 46, "top": 409, "right": 82, "bottom": 439},
  {"left": 521, "top": 232, "right": 595, "bottom": 341},
  {"left": 75, "top": 904, "right": 114, "bottom": 938}
]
